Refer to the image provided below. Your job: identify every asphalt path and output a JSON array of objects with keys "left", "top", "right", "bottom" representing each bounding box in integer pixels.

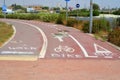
[{"left": 0, "top": 19, "right": 120, "bottom": 60}]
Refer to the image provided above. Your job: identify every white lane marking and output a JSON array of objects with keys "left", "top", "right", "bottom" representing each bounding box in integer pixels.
[
  {"left": 8, "top": 46, "right": 37, "bottom": 50},
  {"left": 69, "top": 35, "right": 98, "bottom": 58},
  {"left": 8, "top": 20, "right": 48, "bottom": 58},
  {"left": 1, "top": 51, "right": 34, "bottom": 54},
  {"left": 104, "top": 56, "right": 113, "bottom": 58},
  {"left": 0, "top": 25, "right": 16, "bottom": 48},
  {"left": 10, "top": 40, "right": 23, "bottom": 44}
]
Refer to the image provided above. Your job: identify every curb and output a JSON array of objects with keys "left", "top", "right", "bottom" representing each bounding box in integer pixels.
[{"left": 0, "top": 55, "right": 38, "bottom": 61}]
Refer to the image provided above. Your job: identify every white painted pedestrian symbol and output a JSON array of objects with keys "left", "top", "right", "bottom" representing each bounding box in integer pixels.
[{"left": 94, "top": 43, "right": 113, "bottom": 57}]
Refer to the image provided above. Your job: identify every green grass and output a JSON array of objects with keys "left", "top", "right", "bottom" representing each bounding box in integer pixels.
[{"left": 0, "top": 22, "right": 14, "bottom": 47}]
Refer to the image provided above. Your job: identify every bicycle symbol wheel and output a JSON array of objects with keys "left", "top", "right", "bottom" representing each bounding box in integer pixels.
[{"left": 54, "top": 45, "right": 75, "bottom": 53}]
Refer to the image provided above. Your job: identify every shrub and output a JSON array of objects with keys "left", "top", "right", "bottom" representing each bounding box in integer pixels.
[
  {"left": 93, "top": 10, "right": 100, "bottom": 16},
  {"left": 82, "top": 18, "right": 110, "bottom": 33},
  {"left": 82, "top": 22, "right": 89, "bottom": 33},
  {"left": 56, "top": 14, "right": 66, "bottom": 24},
  {"left": 40, "top": 13, "right": 58, "bottom": 22},
  {"left": 68, "top": 10, "right": 89, "bottom": 17},
  {"left": 113, "top": 9, "right": 120, "bottom": 15},
  {"left": 6, "top": 14, "right": 18, "bottom": 19},
  {"left": 0, "top": 14, "right": 4, "bottom": 18},
  {"left": 66, "top": 18, "right": 82, "bottom": 27},
  {"left": 5, "top": 13, "right": 58, "bottom": 22},
  {"left": 116, "top": 17, "right": 120, "bottom": 27},
  {"left": 66, "top": 18, "right": 77, "bottom": 27},
  {"left": 108, "top": 27, "right": 120, "bottom": 47}
]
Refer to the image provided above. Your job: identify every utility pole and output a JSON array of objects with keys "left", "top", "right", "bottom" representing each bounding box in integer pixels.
[
  {"left": 4, "top": 0, "right": 5, "bottom": 5},
  {"left": 3, "top": 0, "right": 6, "bottom": 19},
  {"left": 65, "top": 0, "right": 70, "bottom": 21},
  {"left": 89, "top": 0, "right": 93, "bottom": 33},
  {"left": 66, "top": 1, "right": 68, "bottom": 21}
]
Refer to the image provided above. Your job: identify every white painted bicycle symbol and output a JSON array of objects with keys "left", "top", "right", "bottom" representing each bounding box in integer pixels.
[{"left": 54, "top": 45, "right": 75, "bottom": 53}]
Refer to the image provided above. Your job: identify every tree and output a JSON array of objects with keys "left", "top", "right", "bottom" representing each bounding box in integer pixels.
[
  {"left": 11, "top": 4, "right": 26, "bottom": 13},
  {"left": 11, "top": 4, "right": 26, "bottom": 10},
  {"left": 113, "top": 9, "right": 120, "bottom": 15},
  {"left": 53, "top": 7, "right": 60, "bottom": 11},
  {"left": 93, "top": 3, "right": 100, "bottom": 16},
  {"left": 93, "top": 3, "right": 100, "bottom": 11},
  {"left": 42, "top": 6, "right": 49, "bottom": 10}
]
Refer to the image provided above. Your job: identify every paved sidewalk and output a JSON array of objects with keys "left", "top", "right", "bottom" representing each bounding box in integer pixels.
[{"left": 0, "top": 59, "right": 120, "bottom": 80}]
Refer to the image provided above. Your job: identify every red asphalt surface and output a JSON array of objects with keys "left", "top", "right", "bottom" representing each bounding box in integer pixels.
[
  {"left": 0, "top": 19, "right": 120, "bottom": 59},
  {"left": 0, "top": 19, "right": 120, "bottom": 80},
  {"left": 27, "top": 20, "right": 120, "bottom": 59}
]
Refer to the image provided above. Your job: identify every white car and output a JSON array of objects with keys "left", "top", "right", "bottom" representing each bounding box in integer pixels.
[{"left": 3, "top": 9, "right": 14, "bottom": 14}]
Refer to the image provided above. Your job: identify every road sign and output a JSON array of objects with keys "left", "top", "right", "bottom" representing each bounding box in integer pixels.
[
  {"left": 65, "top": 0, "right": 70, "bottom": 2},
  {"left": 76, "top": 4, "right": 80, "bottom": 8},
  {"left": 2, "top": 5, "right": 7, "bottom": 11}
]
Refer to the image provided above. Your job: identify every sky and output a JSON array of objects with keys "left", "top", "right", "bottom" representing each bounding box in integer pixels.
[{"left": 0, "top": 0, "right": 120, "bottom": 9}]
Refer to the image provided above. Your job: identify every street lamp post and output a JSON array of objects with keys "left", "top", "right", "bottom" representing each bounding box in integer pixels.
[{"left": 89, "top": 0, "right": 93, "bottom": 33}]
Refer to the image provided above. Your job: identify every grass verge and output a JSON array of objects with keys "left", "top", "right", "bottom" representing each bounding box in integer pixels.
[{"left": 0, "top": 22, "right": 14, "bottom": 47}]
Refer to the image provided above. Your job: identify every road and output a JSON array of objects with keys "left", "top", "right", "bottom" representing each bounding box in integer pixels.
[{"left": 0, "top": 19, "right": 120, "bottom": 80}]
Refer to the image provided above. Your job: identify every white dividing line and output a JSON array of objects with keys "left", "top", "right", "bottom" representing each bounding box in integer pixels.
[
  {"left": 0, "top": 25, "right": 16, "bottom": 48},
  {"left": 69, "top": 35, "right": 98, "bottom": 58},
  {"left": 104, "top": 56, "right": 113, "bottom": 58},
  {"left": 9, "top": 20, "right": 48, "bottom": 58},
  {"left": 1, "top": 51, "right": 34, "bottom": 54}
]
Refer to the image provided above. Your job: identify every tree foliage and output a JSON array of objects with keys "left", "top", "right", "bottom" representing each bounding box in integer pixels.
[
  {"left": 42, "top": 6, "right": 49, "bottom": 10},
  {"left": 113, "top": 9, "right": 120, "bottom": 15},
  {"left": 11, "top": 4, "right": 25, "bottom": 10},
  {"left": 92, "top": 3, "right": 100, "bottom": 16},
  {"left": 93, "top": 3, "right": 100, "bottom": 11}
]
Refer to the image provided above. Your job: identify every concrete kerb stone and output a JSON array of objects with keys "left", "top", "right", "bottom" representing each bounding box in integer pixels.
[{"left": 0, "top": 54, "right": 38, "bottom": 61}]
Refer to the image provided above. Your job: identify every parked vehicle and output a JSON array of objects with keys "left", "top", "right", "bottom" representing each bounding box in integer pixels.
[{"left": 2, "top": 9, "right": 14, "bottom": 14}]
